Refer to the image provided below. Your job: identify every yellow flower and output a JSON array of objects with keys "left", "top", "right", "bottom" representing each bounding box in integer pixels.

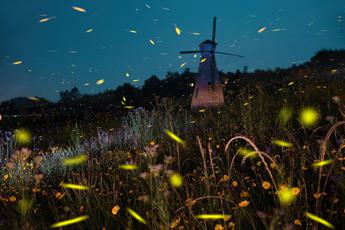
[
  {"left": 169, "top": 217, "right": 180, "bottom": 229},
  {"left": 262, "top": 181, "right": 271, "bottom": 190},
  {"left": 291, "top": 187, "right": 300, "bottom": 195},
  {"left": 3, "top": 174, "right": 9, "bottom": 180},
  {"left": 32, "top": 187, "right": 41, "bottom": 193},
  {"left": 294, "top": 219, "right": 302, "bottom": 226},
  {"left": 9, "top": 196, "right": 16, "bottom": 202},
  {"left": 112, "top": 205, "right": 120, "bottom": 215},
  {"left": 55, "top": 192, "right": 65, "bottom": 200},
  {"left": 232, "top": 181, "right": 238, "bottom": 187},
  {"left": 238, "top": 200, "right": 249, "bottom": 207},
  {"left": 313, "top": 192, "right": 326, "bottom": 199},
  {"left": 240, "top": 191, "right": 249, "bottom": 198},
  {"left": 214, "top": 224, "right": 224, "bottom": 230},
  {"left": 220, "top": 175, "right": 230, "bottom": 183},
  {"left": 228, "top": 222, "right": 235, "bottom": 229}
]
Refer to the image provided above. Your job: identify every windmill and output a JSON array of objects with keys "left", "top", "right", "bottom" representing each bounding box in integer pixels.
[{"left": 180, "top": 17, "right": 243, "bottom": 109}]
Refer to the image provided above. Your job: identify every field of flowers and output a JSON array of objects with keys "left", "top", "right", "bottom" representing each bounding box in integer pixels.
[{"left": 1, "top": 80, "right": 345, "bottom": 229}]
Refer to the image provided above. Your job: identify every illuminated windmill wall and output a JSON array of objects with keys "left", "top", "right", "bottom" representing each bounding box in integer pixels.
[{"left": 180, "top": 17, "right": 243, "bottom": 109}]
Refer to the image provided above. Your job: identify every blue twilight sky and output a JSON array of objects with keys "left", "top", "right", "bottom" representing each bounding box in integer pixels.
[{"left": 0, "top": 0, "right": 344, "bottom": 102}]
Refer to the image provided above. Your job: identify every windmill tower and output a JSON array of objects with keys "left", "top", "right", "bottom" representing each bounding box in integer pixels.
[{"left": 180, "top": 17, "right": 243, "bottom": 109}]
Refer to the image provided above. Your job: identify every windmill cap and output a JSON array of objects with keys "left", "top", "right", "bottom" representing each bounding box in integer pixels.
[{"left": 200, "top": 39, "right": 217, "bottom": 45}]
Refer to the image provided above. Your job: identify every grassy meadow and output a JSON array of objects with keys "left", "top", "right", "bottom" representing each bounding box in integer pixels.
[{"left": 1, "top": 74, "right": 345, "bottom": 229}]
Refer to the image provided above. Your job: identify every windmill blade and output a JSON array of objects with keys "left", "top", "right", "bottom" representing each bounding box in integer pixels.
[
  {"left": 180, "top": 51, "right": 202, "bottom": 54},
  {"left": 215, "top": 51, "right": 244, "bottom": 58},
  {"left": 212, "top": 17, "right": 217, "bottom": 43}
]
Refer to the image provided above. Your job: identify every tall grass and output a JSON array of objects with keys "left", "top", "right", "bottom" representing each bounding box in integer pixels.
[{"left": 1, "top": 81, "right": 345, "bottom": 229}]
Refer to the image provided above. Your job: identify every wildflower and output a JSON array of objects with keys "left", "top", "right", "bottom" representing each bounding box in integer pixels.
[
  {"left": 9, "top": 196, "right": 16, "bottom": 202},
  {"left": 111, "top": 205, "right": 120, "bottom": 215},
  {"left": 294, "top": 219, "right": 302, "bottom": 226},
  {"left": 232, "top": 181, "right": 238, "bottom": 187},
  {"left": 332, "top": 96, "right": 340, "bottom": 103},
  {"left": 228, "top": 222, "right": 235, "bottom": 229},
  {"left": 220, "top": 175, "right": 230, "bottom": 183},
  {"left": 262, "top": 181, "right": 271, "bottom": 190},
  {"left": 164, "top": 155, "right": 174, "bottom": 164},
  {"left": 55, "top": 192, "right": 65, "bottom": 200},
  {"left": 139, "top": 172, "right": 149, "bottom": 179},
  {"left": 137, "top": 195, "right": 149, "bottom": 203},
  {"left": 291, "top": 187, "right": 300, "bottom": 195},
  {"left": 313, "top": 192, "right": 326, "bottom": 199},
  {"left": 185, "top": 198, "right": 196, "bottom": 208},
  {"left": 239, "top": 200, "right": 249, "bottom": 208},
  {"left": 3, "top": 174, "right": 9, "bottom": 180},
  {"left": 34, "top": 173, "right": 43, "bottom": 184},
  {"left": 169, "top": 217, "right": 180, "bottom": 229},
  {"left": 32, "top": 187, "right": 40, "bottom": 193},
  {"left": 34, "top": 155, "right": 43, "bottom": 168},
  {"left": 215, "top": 224, "right": 224, "bottom": 230},
  {"left": 6, "top": 162, "right": 14, "bottom": 169},
  {"left": 240, "top": 191, "right": 249, "bottom": 198},
  {"left": 148, "top": 164, "right": 163, "bottom": 175},
  {"left": 144, "top": 144, "right": 159, "bottom": 158}
]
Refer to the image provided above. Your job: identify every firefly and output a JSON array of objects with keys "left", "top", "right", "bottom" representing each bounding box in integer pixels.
[
  {"left": 312, "top": 159, "right": 333, "bottom": 168},
  {"left": 96, "top": 79, "right": 105, "bottom": 85},
  {"left": 63, "top": 154, "right": 87, "bottom": 166},
  {"left": 258, "top": 27, "right": 267, "bottom": 33},
  {"left": 119, "top": 164, "right": 138, "bottom": 170},
  {"left": 72, "top": 6, "right": 86, "bottom": 13},
  {"left": 127, "top": 208, "right": 147, "bottom": 224},
  {"left": 169, "top": 172, "right": 183, "bottom": 188},
  {"left": 272, "top": 139, "right": 293, "bottom": 148},
  {"left": 195, "top": 214, "right": 231, "bottom": 220},
  {"left": 305, "top": 212, "right": 334, "bottom": 229},
  {"left": 164, "top": 129, "right": 185, "bottom": 145},
  {"left": 299, "top": 107, "right": 319, "bottom": 127},
  {"left": 61, "top": 183, "right": 89, "bottom": 190},
  {"left": 50, "top": 215, "right": 89, "bottom": 228}
]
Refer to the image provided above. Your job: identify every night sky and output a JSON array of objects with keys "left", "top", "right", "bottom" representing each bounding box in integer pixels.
[{"left": 1, "top": 0, "right": 344, "bottom": 102}]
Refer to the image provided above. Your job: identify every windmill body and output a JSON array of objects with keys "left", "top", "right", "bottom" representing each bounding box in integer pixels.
[
  {"left": 191, "top": 40, "right": 224, "bottom": 108},
  {"left": 180, "top": 17, "right": 243, "bottom": 110}
]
